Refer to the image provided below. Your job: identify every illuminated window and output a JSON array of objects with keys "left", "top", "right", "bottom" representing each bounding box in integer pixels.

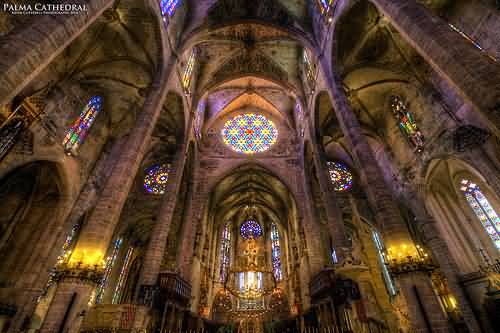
[
  {"left": 240, "top": 220, "right": 263, "bottom": 240},
  {"left": 112, "top": 247, "right": 134, "bottom": 304},
  {"left": 221, "top": 114, "right": 278, "bottom": 154},
  {"left": 326, "top": 161, "right": 353, "bottom": 192},
  {"left": 63, "top": 96, "right": 102, "bottom": 156},
  {"left": 96, "top": 238, "right": 122, "bottom": 304},
  {"left": 303, "top": 50, "right": 315, "bottom": 89},
  {"left": 390, "top": 95, "right": 425, "bottom": 153},
  {"left": 182, "top": 51, "right": 195, "bottom": 93},
  {"left": 316, "top": 0, "right": 334, "bottom": 17},
  {"left": 271, "top": 223, "right": 282, "bottom": 281},
  {"left": 448, "top": 23, "right": 498, "bottom": 62},
  {"left": 143, "top": 164, "right": 171, "bottom": 195},
  {"left": 219, "top": 222, "right": 232, "bottom": 282},
  {"left": 159, "top": 0, "right": 180, "bottom": 21},
  {"left": 372, "top": 230, "right": 397, "bottom": 296},
  {"left": 460, "top": 179, "right": 500, "bottom": 250}
]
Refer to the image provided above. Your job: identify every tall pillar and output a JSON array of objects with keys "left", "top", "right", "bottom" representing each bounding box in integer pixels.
[
  {"left": 310, "top": 142, "right": 350, "bottom": 262},
  {"left": 369, "top": 0, "right": 500, "bottom": 136},
  {"left": 39, "top": 59, "right": 174, "bottom": 332},
  {"left": 405, "top": 187, "right": 482, "bottom": 333},
  {"left": 319, "top": 58, "right": 448, "bottom": 332},
  {"left": 136, "top": 143, "right": 189, "bottom": 298},
  {"left": 0, "top": 0, "right": 114, "bottom": 107}
]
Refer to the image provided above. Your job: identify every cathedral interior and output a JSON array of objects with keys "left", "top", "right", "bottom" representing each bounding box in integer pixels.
[{"left": 1, "top": 0, "right": 500, "bottom": 332}]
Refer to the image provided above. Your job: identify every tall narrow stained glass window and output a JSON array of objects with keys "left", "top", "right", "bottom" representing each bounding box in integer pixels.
[
  {"left": 460, "top": 179, "right": 500, "bottom": 250},
  {"left": 112, "top": 247, "right": 134, "bottom": 304},
  {"left": 219, "top": 223, "right": 232, "bottom": 282},
  {"left": 448, "top": 23, "right": 498, "bottom": 62},
  {"left": 372, "top": 230, "right": 397, "bottom": 296},
  {"left": 63, "top": 96, "right": 102, "bottom": 156},
  {"left": 271, "top": 223, "right": 282, "bottom": 281},
  {"left": 182, "top": 51, "right": 195, "bottom": 93},
  {"left": 316, "top": 0, "right": 335, "bottom": 17},
  {"left": 390, "top": 95, "right": 425, "bottom": 153},
  {"left": 159, "top": 0, "right": 180, "bottom": 21},
  {"left": 303, "top": 50, "right": 315, "bottom": 89},
  {"left": 222, "top": 114, "right": 278, "bottom": 154},
  {"left": 96, "top": 238, "right": 122, "bottom": 304}
]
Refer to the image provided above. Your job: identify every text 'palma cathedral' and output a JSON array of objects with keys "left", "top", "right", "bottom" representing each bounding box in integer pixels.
[{"left": 0, "top": 0, "right": 500, "bottom": 332}]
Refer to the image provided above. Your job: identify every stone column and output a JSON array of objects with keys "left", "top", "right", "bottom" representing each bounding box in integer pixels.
[
  {"left": 369, "top": 0, "right": 500, "bottom": 136},
  {"left": 405, "top": 188, "right": 482, "bottom": 333},
  {"left": 310, "top": 143, "right": 350, "bottom": 262},
  {"left": 0, "top": 0, "right": 114, "bottom": 107},
  {"left": 136, "top": 143, "right": 189, "bottom": 294},
  {"left": 39, "top": 59, "right": 174, "bottom": 332},
  {"left": 319, "top": 58, "right": 448, "bottom": 332}
]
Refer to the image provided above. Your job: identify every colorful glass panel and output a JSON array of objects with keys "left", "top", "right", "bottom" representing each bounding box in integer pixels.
[
  {"left": 303, "top": 50, "right": 315, "bottom": 88},
  {"left": 449, "top": 24, "right": 498, "bottom": 62},
  {"left": 221, "top": 114, "right": 278, "bottom": 154},
  {"left": 460, "top": 179, "right": 500, "bottom": 250},
  {"left": 271, "top": 223, "right": 282, "bottom": 281},
  {"left": 144, "top": 164, "right": 171, "bottom": 195},
  {"left": 219, "top": 223, "right": 232, "bottom": 282},
  {"left": 96, "top": 238, "right": 122, "bottom": 304},
  {"left": 159, "top": 0, "right": 180, "bottom": 20},
  {"left": 112, "top": 247, "right": 134, "bottom": 304},
  {"left": 240, "top": 220, "right": 262, "bottom": 240},
  {"left": 372, "top": 230, "right": 397, "bottom": 296},
  {"left": 182, "top": 51, "right": 195, "bottom": 93},
  {"left": 390, "top": 95, "right": 425, "bottom": 152},
  {"left": 317, "top": 0, "right": 334, "bottom": 16},
  {"left": 327, "top": 161, "right": 353, "bottom": 192},
  {"left": 63, "top": 96, "right": 102, "bottom": 156}
]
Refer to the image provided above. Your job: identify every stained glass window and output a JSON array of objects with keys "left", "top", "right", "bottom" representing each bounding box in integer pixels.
[
  {"left": 96, "top": 238, "right": 122, "bottom": 304},
  {"left": 303, "top": 50, "right": 315, "bottom": 88},
  {"left": 327, "top": 161, "right": 353, "bottom": 192},
  {"left": 112, "top": 247, "right": 134, "bottom": 304},
  {"left": 182, "top": 51, "right": 195, "bottom": 93},
  {"left": 449, "top": 23, "right": 498, "bottom": 62},
  {"left": 144, "top": 164, "right": 171, "bottom": 195},
  {"left": 159, "top": 0, "right": 180, "bottom": 21},
  {"left": 63, "top": 96, "right": 102, "bottom": 156},
  {"left": 316, "top": 0, "right": 335, "bottom": 17},
  {"left": 221, "top": 114, "right": 278, "bottom": 154},
  {"left": 331, "top": 248, "right": 338, "bottom": 264},
  {"left": 240, "top": 220, "right": 263, "bottom": 240},
  {"left": 372, "top": 230, "right": 397, "bottom": 296},
  {"left": 390, "top": 95, "right": 425, "bottom": 153},
  {"left": 460, "top": 179, "right": 500, "bottom": 250},
  {"left": 219, "top": 222, "right": 232, "bottom": 282},
  {"left": 271, "top": 223, "right": 282, "bottom": 281}
]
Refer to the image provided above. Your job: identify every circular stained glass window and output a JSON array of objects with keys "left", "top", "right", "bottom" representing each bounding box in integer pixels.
[
  {"left": 144, "top": 164, "right": 171, "bottom": 195},
  {"left": 327, "top": 161, "right": 353, "bottom": 192},
  {"left": 221, "top": 114, "right": 278, "bottom": 154},
  {"left": 240, "top": 220, "right": 263, "bottom": 240}
]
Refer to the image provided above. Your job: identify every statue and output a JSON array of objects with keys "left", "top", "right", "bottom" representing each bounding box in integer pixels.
[{"left": 243, "top": 235, "right": 259, "bottom": 268}]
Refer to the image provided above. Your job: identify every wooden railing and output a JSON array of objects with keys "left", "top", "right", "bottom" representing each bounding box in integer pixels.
[{"left": 158, "top": 271, "right": 192, "bottom": 305}]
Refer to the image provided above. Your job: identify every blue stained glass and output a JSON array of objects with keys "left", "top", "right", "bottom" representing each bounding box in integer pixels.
[
  {"left": 144, "top": 164, "right": 170, "bottom": 195},
  {"left": 240, "top": 220, "right": 262, "bottom": 240},
  {"left": 221, "top": 114, "right": 278, "bottom": 154},
  {"left": 63, "top": 96, "right": 102, "bottom": 156},
  {"left": 159, "top": 0, "right": 180, "bottom": 20},
  {"left": 460, "top": 179, "right": 500, "bottom": 250},
  {"left": 271, "top": 223, "right": 282, "bottom": 281},
  {"left": 327, "top": 161, "right": 353, "bottom": 191}
]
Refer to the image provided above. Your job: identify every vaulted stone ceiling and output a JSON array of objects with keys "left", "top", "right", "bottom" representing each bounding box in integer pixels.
[{"left": 210, "top": 166, "right": 296, "bottom": 229}]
